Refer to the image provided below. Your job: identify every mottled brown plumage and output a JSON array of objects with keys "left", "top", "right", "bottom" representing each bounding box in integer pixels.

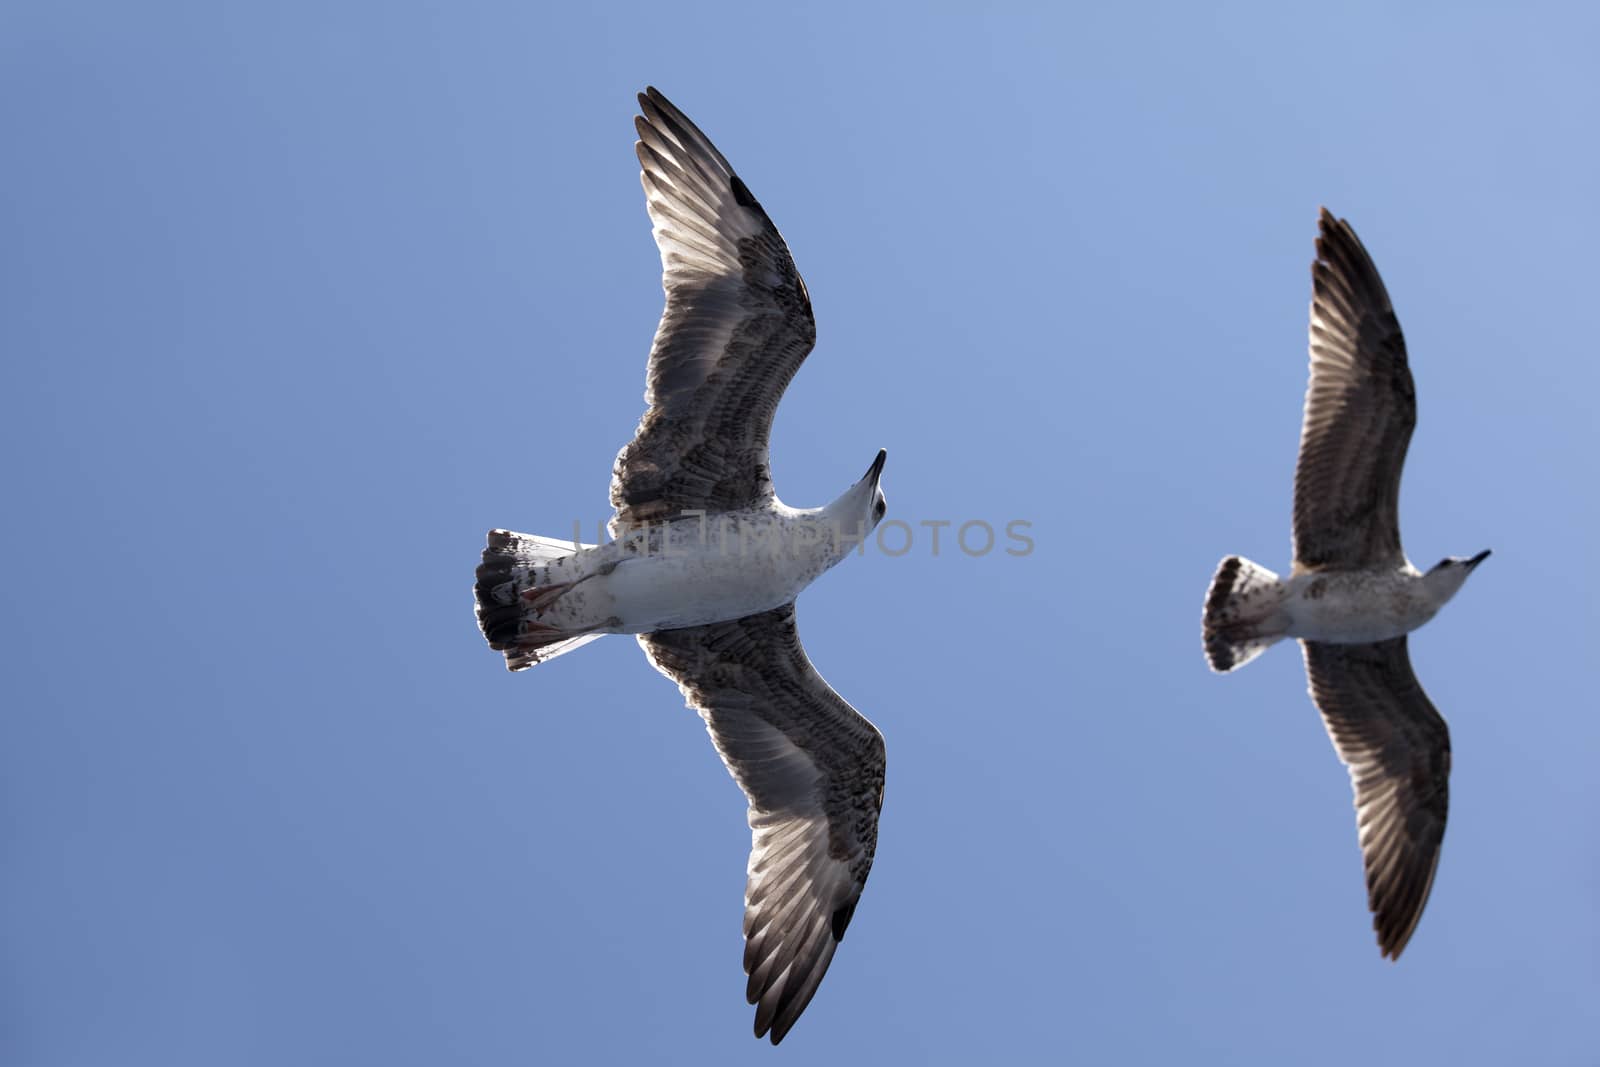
[
  {"left": 1303, "top": 638, "right": 1450, "bottom": 959},
  {"left": 611, "top": 88, "right": 818, "bottom": 532},
  {"left": 1295, "top": 212, "right": 1453, "bottom": 958},
  {"left": 641, "top": 606, "right": 885, "bottom": 1045},
  {"left": 1294, "top": 208, "right": 1415, "bottom": 571}
]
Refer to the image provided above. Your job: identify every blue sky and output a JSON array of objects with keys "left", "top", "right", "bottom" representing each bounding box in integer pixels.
[{"left": 3, "top": 2, "right": 1596, "bottom": 1064}]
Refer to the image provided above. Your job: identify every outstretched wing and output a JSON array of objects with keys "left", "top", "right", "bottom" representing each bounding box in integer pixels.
[
  {"left": 1302, "top": 637, "right": 1451, "bottom": 958},
  {"left": 1292, "top": 208, "right": 1416, "bottom": 571},
  {"left": 612, "top": 88, "right": 817, "bottom": 532},
  {"left": 639, "top": 605, "right": 885, "bottom": 1044}
]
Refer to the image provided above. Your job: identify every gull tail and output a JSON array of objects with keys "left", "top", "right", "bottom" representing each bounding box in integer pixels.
[
  {"left": 475, "top": 529, "right": 604, "bottom": 672},
  {"left": 1203, "top": 556, "right": 1289, "bottom": 673}
]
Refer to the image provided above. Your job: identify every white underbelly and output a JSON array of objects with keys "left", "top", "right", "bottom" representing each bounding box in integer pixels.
[
  {"left": 598, "top": 552, "right": 813, "bottom": 633},
  {"left": 1288, "top": 608, "right": 1413, "bottom": 644},
  {"left": 1283, "top": 573, "right": 1436, "bottom": 643}
]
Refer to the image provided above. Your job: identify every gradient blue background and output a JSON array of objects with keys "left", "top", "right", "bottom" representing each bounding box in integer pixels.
[{"left": 4, "top": 3, "right": 1596, "bottom": 1064}]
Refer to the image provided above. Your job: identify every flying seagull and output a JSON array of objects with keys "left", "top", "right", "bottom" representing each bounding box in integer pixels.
[
  {"left": 474, "top": 88, "right": 889, "bottom": 1045},
  {"left": 1201, "top": 208, "right": 1489, "bottom": 958}
]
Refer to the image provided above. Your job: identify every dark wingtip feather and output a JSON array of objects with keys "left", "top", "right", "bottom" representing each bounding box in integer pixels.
[
  {"left": 730, "top": 174, "right": 761, "bottom": 210},
  {"left": 829, "top": 899, "right": 857, "bottom": 941},
  {"left": 1312, "top": 208, "right": 1393, "bottom": 314}
]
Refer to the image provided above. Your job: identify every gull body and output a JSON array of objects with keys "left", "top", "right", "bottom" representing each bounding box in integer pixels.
[
  {"left": 510, "top": 461, "right": 885, "bottom": 636},
  {"left": 1201, "top": 209, "right": 1489, "bottom": 960},
  {"left": 1263, "top": 555, "right": 1490, "bottom": 647},
  {"left": 472, "top": 88, "right": 890, "bottom": 1045}
]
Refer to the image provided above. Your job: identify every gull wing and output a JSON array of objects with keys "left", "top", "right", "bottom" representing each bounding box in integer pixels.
[
  {"left": 639, "top": 605, "right": 884, "bottom": 1043},
  {"left": 1293, "top": 209, "right": 1416, "bottom": 570},
  {"left": 612, "top": 88, "right": 817, "bottom": 532},
  {"left": 1303, "top": 637, "right": 1451, "bottom": 957}
]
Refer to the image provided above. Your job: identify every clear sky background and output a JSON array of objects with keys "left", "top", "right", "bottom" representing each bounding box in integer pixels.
[{"left": 3, "top": 3, "right": 1596, "bottom": 1064}]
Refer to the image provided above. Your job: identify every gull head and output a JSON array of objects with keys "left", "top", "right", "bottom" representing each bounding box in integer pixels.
[
  {"left": 827, "top": 449, "right": 888, "bottom": 535},
  {"left": 1422, "top": 549, "right": 1491, "bottom": 606}
]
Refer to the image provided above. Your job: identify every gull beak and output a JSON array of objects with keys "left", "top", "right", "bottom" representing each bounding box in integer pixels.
[
  {"left": 864, "top": 448, "right": 887, "bottom": 485},
  {"left": 1466, "top": 549, "right": 1492, "bottom": 570}
]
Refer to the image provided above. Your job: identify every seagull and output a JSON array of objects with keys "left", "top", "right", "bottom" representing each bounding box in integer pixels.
[
  {"left": 473, "top": 88, "right": 889, "bottom": 1044},
  {"left": 1201, "top": 208, "right": 1489, "bottom": 959}
]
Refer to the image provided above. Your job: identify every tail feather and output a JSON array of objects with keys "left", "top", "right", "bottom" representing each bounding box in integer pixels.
[
  {"left": 1203, "top": 556, "right": 1288, "bottom": 673},
  {"left": 475, "top": 529, "right": 603, "bottom": 671}
]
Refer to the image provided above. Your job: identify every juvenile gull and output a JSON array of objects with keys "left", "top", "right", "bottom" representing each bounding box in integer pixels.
[
  {"left": 1201, "top": 209, "right": 1489, "bottom": 959},
  {"left": 474, "top": 88, "right": 889, "bottom": 1045}
]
